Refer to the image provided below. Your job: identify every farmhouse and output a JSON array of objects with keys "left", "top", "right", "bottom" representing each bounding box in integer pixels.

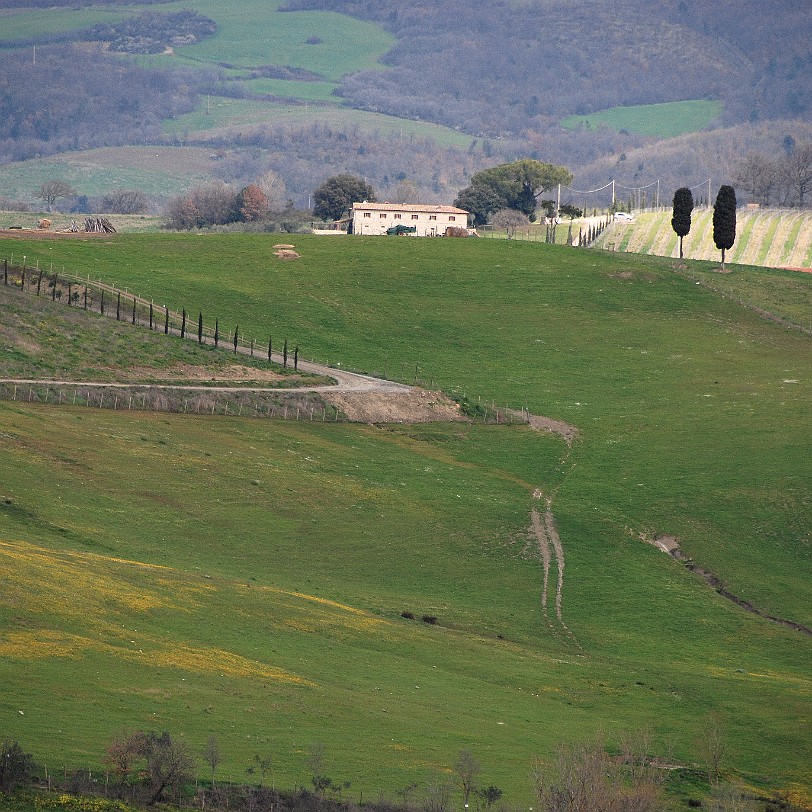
[{"left": 352, "top": 202, "right": 469, "bottom": 236}]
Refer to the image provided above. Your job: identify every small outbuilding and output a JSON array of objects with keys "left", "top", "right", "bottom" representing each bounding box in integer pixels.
[{"left": 351, "top": 202, "right": 469, "bottom": 236}]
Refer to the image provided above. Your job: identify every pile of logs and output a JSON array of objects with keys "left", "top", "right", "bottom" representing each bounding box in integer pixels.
[{"left": 84, "top": 217, "right": 116, "bottom": 233}]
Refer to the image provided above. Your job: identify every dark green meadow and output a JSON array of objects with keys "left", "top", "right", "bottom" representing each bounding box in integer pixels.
[{"left": 0, "top": 234, "right": 810, "bottom": 801}]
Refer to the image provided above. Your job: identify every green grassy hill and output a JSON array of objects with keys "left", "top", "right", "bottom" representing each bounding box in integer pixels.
[
  {"left": 561, "top": 100, "right": 724, "bottom": 138},
  {"left": 0, "top": 235, "right": 810, "bottom": 803}
]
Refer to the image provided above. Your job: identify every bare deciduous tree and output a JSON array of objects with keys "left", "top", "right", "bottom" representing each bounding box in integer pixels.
[
  {"left": 35, "top": 180, "right": 76, "bottom": 212},
  {"left": 699, "top": 713, "right": 726, "bottom": 786},
  {"left": 99, "top": 189, "right": 149, "bottom": 214},
  {"left": 491, "top": 208, "right": 530, "bottom": 238},
  {"left": 202, "top": 735, "right": 221, "bottom": 788},
  {"left": 453, "top": 749, "right": 481, "bottom": 806},
  {"left": 256, "top": 170, "right": 289, "bottom": 212},
  {"left": 531, "top": 735, "right": 663, "bottom": 812}
]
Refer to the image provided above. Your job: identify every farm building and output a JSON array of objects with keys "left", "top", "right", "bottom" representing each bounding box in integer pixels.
[{"left": 351, "top": 202, "right": 469, "bottom": 236}]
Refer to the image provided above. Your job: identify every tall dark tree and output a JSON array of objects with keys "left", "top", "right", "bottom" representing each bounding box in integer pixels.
[
  {"left": 671, "top": 187, "right": 694, "bottom": 259},
  {"left": 312, "top": 174, "right": 375, "bottom": 221},
  {"left": 712, "top": 185, "right": 737, "bottom": 271}
]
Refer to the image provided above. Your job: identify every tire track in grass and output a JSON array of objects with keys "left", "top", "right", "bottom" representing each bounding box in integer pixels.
[{"left": 528, "top": 492, "right": 578, "bottom": 645}]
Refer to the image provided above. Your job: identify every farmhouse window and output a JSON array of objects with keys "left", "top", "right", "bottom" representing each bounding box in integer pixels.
[
  {"left": 429, "top": 215, "right": 437, "bottom": 220},
  {"left": 394, "top": 214, "right": 402, "bottom": 219},
  {"left": 380, "top": 213, "right": 387, "bottom": 218},
  {"left": 363, "top": 212, "right": 371, "bottom": 218},
  {"left": 411, "top": 214, "right": 419, "bottom": 220},
  {"left": 448, "top": 216, "right": 456, "bottom": 222}
]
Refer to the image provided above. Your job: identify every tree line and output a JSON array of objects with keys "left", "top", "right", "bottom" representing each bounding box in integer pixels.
[{"left": 3, "top": 719, "right": 787, "bottom": 812}]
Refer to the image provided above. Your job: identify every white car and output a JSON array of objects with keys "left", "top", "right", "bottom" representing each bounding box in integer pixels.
[{"left": 613, "top": 211, "right": 635, "bottom": 222}]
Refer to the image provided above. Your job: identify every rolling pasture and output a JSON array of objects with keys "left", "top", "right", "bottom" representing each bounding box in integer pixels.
[
  {"left": 0, "top": 235, "right": 810, "bottom": 802},
  {"left": 561, "top": 100, "right": 723, "bottom": 138}
]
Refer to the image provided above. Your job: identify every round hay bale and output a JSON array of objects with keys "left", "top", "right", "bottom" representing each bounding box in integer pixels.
[
  {"left": 273, "top": 243, "right": 295, "bottom": 249},
  {"left": 274, "top": 249, "right": 300, "bottom": 260}
]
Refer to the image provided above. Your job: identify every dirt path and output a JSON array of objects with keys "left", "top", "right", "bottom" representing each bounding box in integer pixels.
[{"left": 529, "top": 490, "right": 579, "bottom": 645}]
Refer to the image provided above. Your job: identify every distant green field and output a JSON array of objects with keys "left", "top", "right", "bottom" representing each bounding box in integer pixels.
[
  {"left": 163, "top": 97, "right": 474, "bottom": 148},
  {"left": 120, "top": 0, "right": 395, "bottom": 82},
  {"left": 242, "top": 78, "right": 341, "bottom": 102},
  {"left": 0, "top": 147, "right": 216, "bottom": 205},
  {"left": 562, "top": 100, "right": 723, "bottom": 137},
  {"left": 0, "top": 233, "right": 809, "bottom": 800},
  {"left": 0, "top": 7, "right": 127, "bottom": 42}
]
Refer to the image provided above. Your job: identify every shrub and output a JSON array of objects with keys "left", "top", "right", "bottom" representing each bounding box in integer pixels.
[
  {"left": 421, "top": 615, "right": 437, "bottom": 624},
  {"left": 401, "top": 611, "right": 415, "bottom": 619}
]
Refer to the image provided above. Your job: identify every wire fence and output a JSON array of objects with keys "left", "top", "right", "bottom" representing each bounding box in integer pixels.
[{"left": 2, "top": 256, "right": 300, "bottom": 368}]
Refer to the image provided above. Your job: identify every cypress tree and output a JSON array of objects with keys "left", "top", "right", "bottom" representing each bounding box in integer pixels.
[
  {"left": 198, "top": 312, "right": 203, "bottom": 344},
  {"left": 294, "top": 345, "right": 299, "bottom": 371},
  {"left": 164, "top": 306, "right": 169, "bottom": 334},
  {"left": 116, "top": 292, "right": 121, "bottom": 321},
  {"left": 100, "top": 289, "right": 104, "bottom": 315},
  {"left": 713, "top": 185, "right": 737, "bottom": 271},
  {"left": 671, "top": 187, "right": 694, "bottom": 259},
  {"left": 181, "top": 308, "right": 186, "bottom": 338},
  {"left": 214, "top": 319, "right": 219, "bottom": 348},
  {"left": 233, "top": 325, "right": 239, "bottom": 353},
  {"left": 131, "top": 297, "right": 137, "bottom": 325},
  {"left": 268, "top": 335, "right": 272, "bottom": 362},
  {"left": 283, "top": 338, "right": 288, "bottom": 368},
  {"left": 149, "top": 301, "right": 154, "bottom": 330}
]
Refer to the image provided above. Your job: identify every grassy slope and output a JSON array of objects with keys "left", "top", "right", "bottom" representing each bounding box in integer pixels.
[
  {"left": 0, "top": 235, "right": 810, "bottom": 798},
  {"left": 561, "top": 101, "right": 723, "bottom": 137},
  {"left": 0, "top": 147, "right": 217, "bottom": 204}
]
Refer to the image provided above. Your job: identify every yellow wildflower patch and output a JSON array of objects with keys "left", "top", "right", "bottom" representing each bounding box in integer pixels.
[
  {"left": 125, "top": 643, "right": 314, "bottom": 686},
  {"left": 0, "top": 539, "right": 213, "bottom": 619},
  {"left": 0, "top": 629, "right": 95, "bottom": 660}
]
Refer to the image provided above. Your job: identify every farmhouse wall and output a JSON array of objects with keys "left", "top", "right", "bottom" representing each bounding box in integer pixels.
[{"left": 352, "top": 202, "right": 469, "bottom": 236}]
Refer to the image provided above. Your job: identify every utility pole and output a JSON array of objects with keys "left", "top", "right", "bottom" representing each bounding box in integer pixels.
[{"left": 611, "top": 179, "right": 616, "bottom": 209}]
